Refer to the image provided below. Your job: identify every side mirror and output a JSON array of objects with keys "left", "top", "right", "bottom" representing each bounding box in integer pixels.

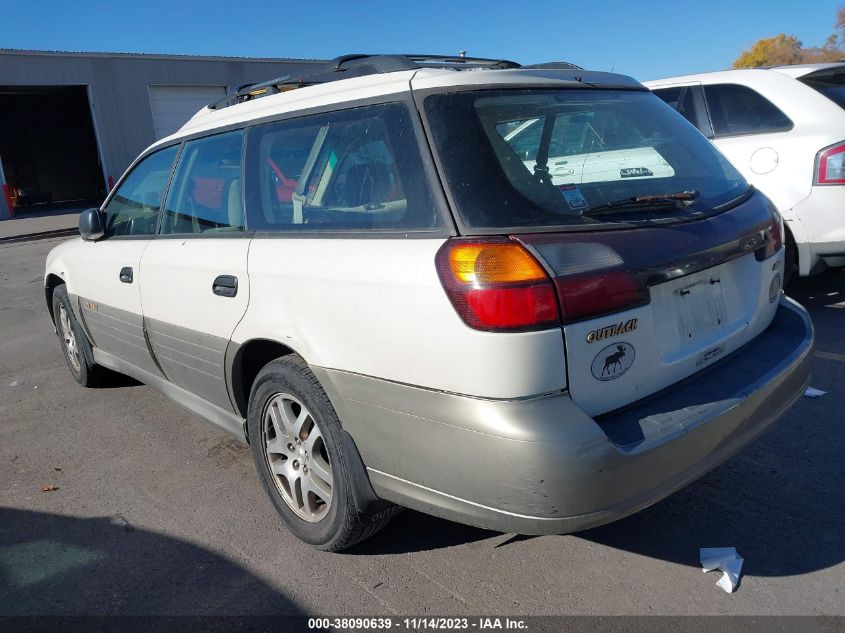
[{"left": 79, "top": 208, "right": 105, "bottom": 241}]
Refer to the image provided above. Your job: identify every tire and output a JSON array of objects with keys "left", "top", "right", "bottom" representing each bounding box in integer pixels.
[
  {"left": 52, "top": 285, "right": 107, "bottom": 387},
  {"left": 247, "top": 355, "right": 395, "bottom": 551}
]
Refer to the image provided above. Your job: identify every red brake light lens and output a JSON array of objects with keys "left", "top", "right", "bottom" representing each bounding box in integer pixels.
[
  {"left": 555, "top": 270, "right": 648, "bottom": 323},
  {"left": 763, "top": 211, "right": 784, "bottom": 259},
  {"left": 816, "top": 142, "right": 845, "bottom": 185},
  {"left": 435, "top": 239, "right": 560, "bottom": 332}
]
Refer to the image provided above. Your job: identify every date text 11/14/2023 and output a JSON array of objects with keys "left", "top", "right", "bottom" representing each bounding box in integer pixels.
[{"left": 307, "top": 617, "right": 529, "bottom": 630}]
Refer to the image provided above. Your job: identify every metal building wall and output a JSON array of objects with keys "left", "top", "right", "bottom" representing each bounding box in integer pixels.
[{"left": 0, "top": 50, "right": 322, "bottom": 184}]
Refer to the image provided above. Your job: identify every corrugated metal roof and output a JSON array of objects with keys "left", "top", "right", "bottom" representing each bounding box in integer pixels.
[
  {"left": 0, "top": 49, "right": 324, "bottom": 180},
  {"left": 0, "top": 48, "right": 325, "bottom": 64}
]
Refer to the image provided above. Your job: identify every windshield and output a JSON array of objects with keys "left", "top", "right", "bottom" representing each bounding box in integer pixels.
[
  {"left": 800, "top": 68, "right": 845, "bottom": 109},
  {"left": 423, "top": 88, "right": 749, "bottom": 230}
]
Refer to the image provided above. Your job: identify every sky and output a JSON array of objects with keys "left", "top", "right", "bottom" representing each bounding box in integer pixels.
[{"left": 2, "top": 0, "right": 842, "bottom": 80}]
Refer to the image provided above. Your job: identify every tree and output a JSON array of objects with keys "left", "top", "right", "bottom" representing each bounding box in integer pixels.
[
  {"left": 733, "top": 34, "right": 803, "bottom": 68},
  {"left": 733, "top": 5, "right": 845, "bottom": 68}
]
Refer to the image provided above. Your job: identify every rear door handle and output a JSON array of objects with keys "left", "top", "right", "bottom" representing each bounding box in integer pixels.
[
  {"left": 119, "top": 267, "right": 133, "bottom": 283},
  {"left": 212, "top": 275, "right": 238, "bottom": 298}
]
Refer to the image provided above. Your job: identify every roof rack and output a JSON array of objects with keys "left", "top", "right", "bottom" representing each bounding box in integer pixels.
[
  {"left": 209, "top": 54, "right": 581, "bottom": 110},
  {"left": 521, "top": 61, "right": 583, "bottom": 70}
]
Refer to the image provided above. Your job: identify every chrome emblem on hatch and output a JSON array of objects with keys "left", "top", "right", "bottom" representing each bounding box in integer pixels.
[{"left": 586, "top": 318, "right": 638, "bottom": 343}]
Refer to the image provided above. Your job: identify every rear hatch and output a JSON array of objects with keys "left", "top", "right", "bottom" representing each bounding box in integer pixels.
[
  {"left": 516, "top": 193, "right": 783, "bottom": 416},
  {"left": 422, "top": 83, "right": 785, "bottom": 415}
]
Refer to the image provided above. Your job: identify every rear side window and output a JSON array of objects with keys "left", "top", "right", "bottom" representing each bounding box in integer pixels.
[
  {"left": 244, "top": 102, "right": 441, "bottom": 232},
  {"left": 703, "top": 84, "right": 793, "bottom": 137},
  {"left": 160, "top": 130, "right": 245, "bottom": 235},
  {"left": 799, "top": 68, "right": 845, "bottom": 109},
  {"left": 103, "top": 146, "right": 178, "bottom": 237}
]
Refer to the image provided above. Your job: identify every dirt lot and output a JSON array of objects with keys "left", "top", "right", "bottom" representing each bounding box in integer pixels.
[{"left": 1, "top": 235, "right": 843, "bottom": 617}]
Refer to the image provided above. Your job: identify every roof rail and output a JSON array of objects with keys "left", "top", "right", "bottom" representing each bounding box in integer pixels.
[
  {"left": 522, "top": 61, "right": 583, "bottom": 70},
  {"left": 209, "top": 53, "right": 552, "bottom": 110}
]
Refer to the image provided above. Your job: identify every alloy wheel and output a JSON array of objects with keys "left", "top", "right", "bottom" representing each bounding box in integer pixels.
[
  {"left": 58, "top": 304, "right": 81, "bottom": 373},
  {"left": 262, "top": 393, "right": 333, "bottom": 522}
]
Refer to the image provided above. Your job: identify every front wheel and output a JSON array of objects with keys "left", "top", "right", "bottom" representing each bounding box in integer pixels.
[
  {"left": 52, "top": 285, "right": 107, "bottom": 387},
  {"left": 247, "top": 355, "right": 395, "bottom": 551}
]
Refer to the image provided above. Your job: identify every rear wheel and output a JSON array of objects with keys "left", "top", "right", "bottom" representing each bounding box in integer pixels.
[
  {"left": 262, "top": 391, "right": 335, "bottom": 523},
  {"left": 52, "top": 285, "right": 107, "bottom": 387},
  {"left": 247, "top": 355, "right": 394, "bottom": 551}
]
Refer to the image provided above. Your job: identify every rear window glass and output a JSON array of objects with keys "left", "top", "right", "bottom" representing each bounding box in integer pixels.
[
  {"left": 799, "top": 69, "right": 845, "bottom": 109},
  {"left": 424, "top": 89, "right": 748, "bottom": 231}
]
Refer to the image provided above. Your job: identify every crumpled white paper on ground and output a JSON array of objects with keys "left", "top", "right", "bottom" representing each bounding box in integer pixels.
[
  {"left": 700, "top": 547, "right": 744, "bottom": 593},
  {"left": 804, "top": 387, "right": 827, "bottom": 398}
]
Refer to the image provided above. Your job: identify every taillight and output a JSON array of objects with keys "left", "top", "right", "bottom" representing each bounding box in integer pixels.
[
  {"left": 554, "top": 270, "right": 649, "bottom": 323},
  {"left": 440, "top": 193, "right": 778, "bottom": 329},
  {"left": 761, "top": 211, "right": 784, "bottom": 259},
  {"left": 435, "top": 239, "right": 560, "bottom": 332},
  {"left": 815, "top": 141, "right": 845, "bottom": 185},
  {"left": 514, "top": 239, "right": 650, "bottom": 323}
]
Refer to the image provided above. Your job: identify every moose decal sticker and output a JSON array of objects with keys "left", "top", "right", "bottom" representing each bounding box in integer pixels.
[{"left": 591, "top": 342, "right": 636, "bottom": 381}]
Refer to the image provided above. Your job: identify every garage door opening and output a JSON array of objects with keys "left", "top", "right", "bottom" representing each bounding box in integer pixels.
[{"left": 0, "top": 85, "right": 105, "bottom": 213}]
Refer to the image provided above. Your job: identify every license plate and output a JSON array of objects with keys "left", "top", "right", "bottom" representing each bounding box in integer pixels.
[{"left": 674, "top": 273, "right": 728, "bottom": 344}]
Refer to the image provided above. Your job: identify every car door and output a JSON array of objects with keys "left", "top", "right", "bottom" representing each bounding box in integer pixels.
[
  {"left": 138, "top": 130, "right": 249, "bottom": 412},
  {"left": 71, "top": 145, "right": 179, "bottom": 377}
]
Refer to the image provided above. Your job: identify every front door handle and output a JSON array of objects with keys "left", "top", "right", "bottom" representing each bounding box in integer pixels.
[
  {"left": 119, "top": 267, "right": 133, "bottom": 283},
  {"left": 212, "top": 275, "right": 238, "bottom": 298}
]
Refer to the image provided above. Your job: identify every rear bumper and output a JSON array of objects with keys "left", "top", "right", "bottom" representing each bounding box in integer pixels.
[
  {"left": 788, "top": 186, "right": 845, "bottom": 275},
  {"left": 315, "top": 296, "right": 814, "bottom": 534},
  {"left": 799, "top": 240, "right": 845, "bottom": 275}
]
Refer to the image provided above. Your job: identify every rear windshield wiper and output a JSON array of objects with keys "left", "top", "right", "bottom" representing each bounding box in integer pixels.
[{"left": 585, "top": 190, "right": 699, "bottom": 216}]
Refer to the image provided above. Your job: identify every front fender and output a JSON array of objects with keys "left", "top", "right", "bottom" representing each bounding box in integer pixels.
[{"left": 44, "top": 237, "right": 83, "bottom": 326}]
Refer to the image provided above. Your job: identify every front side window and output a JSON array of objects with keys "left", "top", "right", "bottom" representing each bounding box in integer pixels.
[
  {"left": 103, "top": 146, "right": 178, "bottom": 237},
  {"left": 245, "top": 102, "right": 441, "bottom": 232},
  {"left": 424, "top": 89, "right": 748, "bottom": 231},
  {"left": 703, "top": 84, "right": 793, "bottom": 137},
  {"left": 160, "top": 130, "right": 245, "bottom": 234}
]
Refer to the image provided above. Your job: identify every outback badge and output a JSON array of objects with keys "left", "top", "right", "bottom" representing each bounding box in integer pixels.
[
  {"left": 586, "top": 318, "right": 638, "bottom": 343},
  {"left": 591, "top": 342, "right": 636, "bottom": 381}
]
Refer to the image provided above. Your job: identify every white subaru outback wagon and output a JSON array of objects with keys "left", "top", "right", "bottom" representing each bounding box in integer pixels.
[{"left": 45, "top": 55, "right": 814, "bottom": 551}]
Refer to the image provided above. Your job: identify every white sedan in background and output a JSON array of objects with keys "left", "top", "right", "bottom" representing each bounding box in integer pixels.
[{"left": 645, "top": 63, "right": 845, "bottom": 279}]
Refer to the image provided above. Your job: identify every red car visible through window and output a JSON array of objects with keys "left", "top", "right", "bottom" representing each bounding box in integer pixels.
[{"left": 268, "top": 158, "right": 297, "bottom": 203}]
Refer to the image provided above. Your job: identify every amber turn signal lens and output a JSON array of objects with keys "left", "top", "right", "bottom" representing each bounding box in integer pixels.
[
  {"left": 436, "top": 239, "right": 561, "bottom": 332},
  {"left": 449, "top": 243, "right": 548, "bottom": 284}
]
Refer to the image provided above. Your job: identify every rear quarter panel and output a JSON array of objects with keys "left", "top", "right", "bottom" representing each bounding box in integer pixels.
[
  {"left": 675, "top": 73, "right": 844, "bottom": 235},
  {"left": 234, "top": 238, "right": 567, "bottom": 399}
]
